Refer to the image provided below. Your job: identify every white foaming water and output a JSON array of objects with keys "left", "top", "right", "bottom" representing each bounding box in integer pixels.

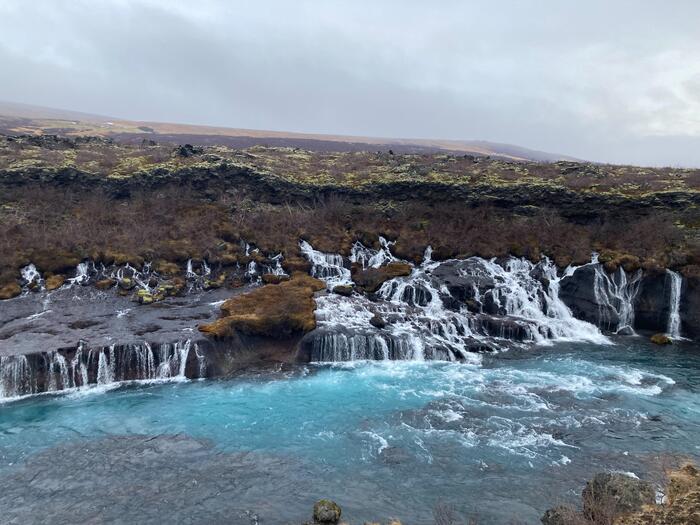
[
  {"left": 68, "top": 262, "right": 91, "bottom": 286},
  {"left": 0, "top": 340, "right": 200, "bottom": 400},
  {"left": 591, "top": 260, "right": 642, "bottom": 334},
  {"left": 186, "top": 259, "right": 196, "bottom": 279},
  {"left": 350, "top": 236, "right": 397, "bottom": 269},
  {"left": 20, "top": 264, "right": 44, "bottom": 292},
  {"left": 263, "top": 254, "right": 287, "bottom": 276},
  {"left": 300, "top": 240, "right": 351, "bottom": 289},
  {"left": 306, "top": 240, "right": 608, "bottom": 362},
  {"left": 666, "top": 270, "right": 683, "bottom": 339}
]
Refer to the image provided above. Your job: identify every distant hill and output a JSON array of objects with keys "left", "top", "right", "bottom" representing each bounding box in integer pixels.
[{"left": 0, "top": 100, "right": 578, "bottom": 162}]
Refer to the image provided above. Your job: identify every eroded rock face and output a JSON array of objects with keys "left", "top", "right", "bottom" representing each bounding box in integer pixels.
[
  {"left": 559, "top": 266, "right": 618, "bottom": 328},
  {"left": 681, "top": 274, "right": 700, "bottom": 340}
]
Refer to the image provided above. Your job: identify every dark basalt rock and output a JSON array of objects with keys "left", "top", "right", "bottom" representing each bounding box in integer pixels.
[
  {"left": 634, "top": 272, "right": 673, "bottom": 333},
  {"left": 369, "top": 314, "right": 386, "bottom": 329},
  {"left": 430, "top": 259, "right": 495, "bottom": 305},
  {"left": 559, "top": 265, "right": 620, "bottom": 330},
  {"left": 681, "top": 273, "right": 700, "bottom": 340}
]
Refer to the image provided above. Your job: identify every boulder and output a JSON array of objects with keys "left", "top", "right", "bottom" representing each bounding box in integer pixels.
[
  {"left": 582, "top": 472, "right": 655, "bottom": 523},
  {"left": 651, "top": 333, "right": 672, "bottom": 345},
  {"left": 332, "top": 284, "right": 354, "bottom": 296},
  {"left": 353, "top": 262, "right": 412, "bottom": 293},
  {"left": 369, "top": 314, "right": 387, "bottom": 329},
  {"left": 559, "top": 265, "right": 620, "bottom": 330},
  {"left": 313, "top": 499, "right": 342, "bottom": 524}
]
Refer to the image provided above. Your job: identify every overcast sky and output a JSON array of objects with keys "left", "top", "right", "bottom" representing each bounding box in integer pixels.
[{"left": 1, "top": 1, "right": 699, "bottom": 166}]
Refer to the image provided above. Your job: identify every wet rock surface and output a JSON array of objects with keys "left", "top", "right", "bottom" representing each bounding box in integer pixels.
[{"left": 0, "top": 285, "right": 234, "bottom": 356}]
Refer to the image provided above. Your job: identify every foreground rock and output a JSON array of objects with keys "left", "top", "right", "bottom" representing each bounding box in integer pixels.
[
  {"left": 617, "top": 464, "right": 700, "bottom": 525},
  {"left": 542, "top": 466, "right": 700, "bottom": 525},
  {"left": 313, "top": 499, "right": 342, "bottom": 524},
  {"left": 199, "top": 273, "right": 325, "bottom": 338},
  {"left": 582, "top": 473, "right": 655, "bottom": 523}
]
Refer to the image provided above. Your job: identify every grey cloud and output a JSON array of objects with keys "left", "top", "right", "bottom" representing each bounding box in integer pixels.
[{"left": 1, "top": 0, "right": 699, "bottom": 166}]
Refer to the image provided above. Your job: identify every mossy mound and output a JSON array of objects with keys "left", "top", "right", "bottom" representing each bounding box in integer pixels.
[
  {"left": 199, "top": 273, "right": 325, "bottom": 338},
  {"left": 45, "top": 274, "right": 66, "bottom": 291},
  {"left": 261, "top": 274, "right": 290, "bottom": 285},
  {"left": 651, "top": 333, "right": 673, "bottom": 345},
  {"left": 0, "top": 281, "right": 21, "bottom": 300},
  {"left": 352, "top": 262, "right": 413, "bottom": 293}
]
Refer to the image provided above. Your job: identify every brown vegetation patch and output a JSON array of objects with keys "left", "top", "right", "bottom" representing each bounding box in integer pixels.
[
  {"left": 199, "top": 273, "right": 325, "bottom": 339},
  {"left": 0, "top": 281, "right": 21, "bottom": 300}
]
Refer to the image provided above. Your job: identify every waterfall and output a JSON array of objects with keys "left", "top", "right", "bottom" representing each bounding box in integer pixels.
[
  {"left": 68, "top": 262, "right": 91, "bottom": 286},
  {"left": 263, "top": 254, "right": 287, "bottom": 276},
  {"left": 666, "top": 270, "right": 683, "bottom": 339},
  {"left": 592, "top": 264, "right": 642, "bottom": 334},
  {"left": 300, "top": 240, "right": 351, "bottom": 289},
  {"left": 20, "top": 264, "right": 44, "bottom": 291},
  {"left": 186, "top": 259, "right": 197, "bottom": 279},
  {"left": 350, "top": 237, "right": 397, "bottom": 270},
  {"left": 0, "top": 356, "right": 35, "bottom": 398},
  {"left": 0, "top": 340, "right": 201, "bottom": 400},
  {"left": 305, "top": 242, "right": 608, "bottom": 362}
]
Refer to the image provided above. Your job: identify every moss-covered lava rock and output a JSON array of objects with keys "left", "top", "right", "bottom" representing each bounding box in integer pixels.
[{"left": 198, "top": 273, "right": 325, "bottom": 338}]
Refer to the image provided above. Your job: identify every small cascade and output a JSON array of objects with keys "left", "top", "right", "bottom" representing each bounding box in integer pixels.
[
  {"left": 350, "top": 237, "right": 397, "bottom": 270},
  {"left": 246, "top": 260, "right": 259, "bottom": 281},
  {"left": 20, "top": 264, "right": 44, "bottom": 292},
  {"left": 185, "top": 259, "right": 212, "bottom": 289},
  {"left": 68, "top": 261, "right": 97, "bottom": 286},
  {"left": 0, "top": 340, "right": 202, "bottom": 400},
  {"left": 592, "top": 264, "right": 642, "bottom": 334},
  {"left": 666, "top": 270, "right": 683, "bottom": 339},
  {"left": 263, "top": 254, "right": 287, "bottom": 276},
  {"left": 300, "top": 240, "right": 351, "bottom": 289}
]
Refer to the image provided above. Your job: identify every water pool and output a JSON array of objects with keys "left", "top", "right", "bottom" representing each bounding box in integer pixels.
[{"left": 0, "top": 340, "right": 698, "bottom": 524}]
